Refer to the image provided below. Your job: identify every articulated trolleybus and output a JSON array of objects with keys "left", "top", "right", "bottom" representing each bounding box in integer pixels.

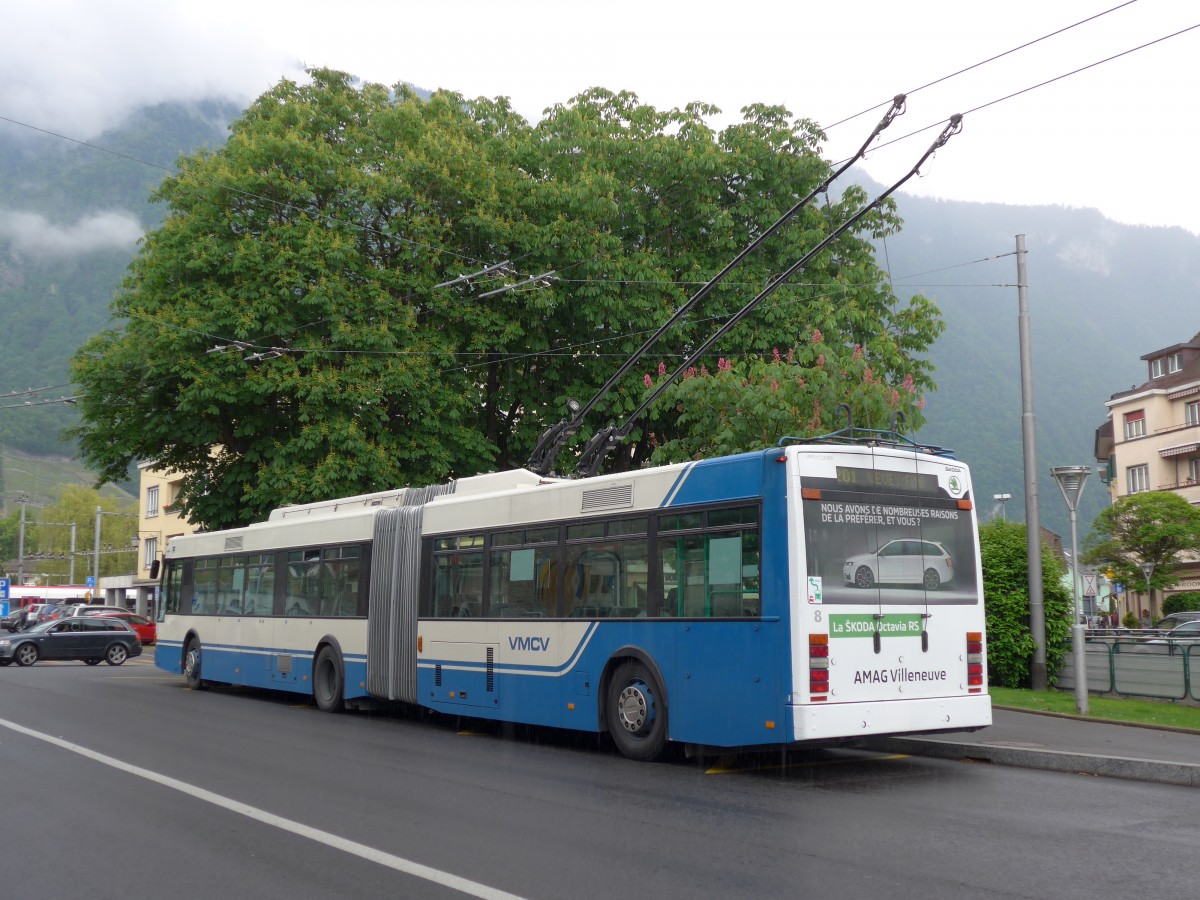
[{"left": 156, "top": 433, "right": 991, "bottom": 760}]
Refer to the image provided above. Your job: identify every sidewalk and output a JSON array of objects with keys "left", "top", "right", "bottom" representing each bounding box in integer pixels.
[{"left": 863, "top": 707, "right": 1200, "bottom": 787}]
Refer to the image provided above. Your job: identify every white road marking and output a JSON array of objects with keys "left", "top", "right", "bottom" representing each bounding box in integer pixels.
[{"left": 0, "top": 717, "right": 528, "bottom": 900}]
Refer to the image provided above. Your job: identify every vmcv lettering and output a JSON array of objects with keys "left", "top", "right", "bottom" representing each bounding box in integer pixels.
[{"left": 508, "top": 636, "right": 551, "bottom": 652}]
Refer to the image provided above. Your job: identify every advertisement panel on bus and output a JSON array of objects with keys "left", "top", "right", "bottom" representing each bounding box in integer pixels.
[{"left": 788, "top": 447, "right": 990, "bottom": 739}]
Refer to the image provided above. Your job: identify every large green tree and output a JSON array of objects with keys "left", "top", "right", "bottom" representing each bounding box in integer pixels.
[
  {"left": 71, "top": 70, "right": 944, "bottom": 530},
  {"left": 1082, "top": 491, "right": 1200, "bottom": 593}
]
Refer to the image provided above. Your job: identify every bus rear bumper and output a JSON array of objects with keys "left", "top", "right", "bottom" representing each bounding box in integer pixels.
[{"left": 790, "top": 694, "right": 993, "bottom": 742}]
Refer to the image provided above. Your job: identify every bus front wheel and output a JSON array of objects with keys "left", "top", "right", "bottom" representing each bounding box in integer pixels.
[
  {"left": 606, "top": 660, "right": 668, "bottom": 761},
  {"left": 313, "top": 646, "right": 345, "bottom": 713},
  {"left": 184, "top": 639, "right": 205, "bottom": 690}
]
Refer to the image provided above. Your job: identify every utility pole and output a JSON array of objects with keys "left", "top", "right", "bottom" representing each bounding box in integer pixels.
[
  {"left": 17, "top": 494, "right": 28, "bottom": 585},
  {"left": 93, "top": 505, "right": 102, "bottom": 584},
  {"left": 1017, "top": 234, "right": 1049, "bottom": 690}
]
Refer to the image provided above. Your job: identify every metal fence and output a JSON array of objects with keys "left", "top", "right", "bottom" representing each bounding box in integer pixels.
[{"left": 1056, "top": 633, "right": 1200, "bottom": 705}]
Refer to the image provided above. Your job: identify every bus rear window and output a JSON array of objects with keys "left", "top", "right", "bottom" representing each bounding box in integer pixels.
[{"left": 801, "top": 478, "right": 979, "bottom": 605}]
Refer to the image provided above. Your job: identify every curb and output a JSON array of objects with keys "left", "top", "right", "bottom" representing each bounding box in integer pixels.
[
  {"left": 991, "top": 704, "right": 1200, "bottom": 737},
  {"left": 863, "top": 735, "right": 1200, "bottom": 788}
]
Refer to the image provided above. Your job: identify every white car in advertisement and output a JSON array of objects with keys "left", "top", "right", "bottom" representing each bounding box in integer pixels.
[{"left": 844, "top": 539, "right": 954, "bottom": 591}]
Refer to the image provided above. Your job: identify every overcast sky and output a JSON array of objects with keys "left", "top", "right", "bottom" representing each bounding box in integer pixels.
[{"left": 4, "top": 0, "right": 1198, "bottom": 235}]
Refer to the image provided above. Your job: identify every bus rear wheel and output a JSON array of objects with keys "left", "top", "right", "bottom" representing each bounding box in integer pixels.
[
  {"left": 606, "top": 660, "right": 668, "bottom": 761},
  {"left": 184, "top": 639, "right": 205, "bottom": 690},
  {"left": 313, "top": 647, "right": 345, "bottom": 713}
]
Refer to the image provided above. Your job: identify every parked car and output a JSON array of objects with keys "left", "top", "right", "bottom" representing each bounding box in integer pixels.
[
  {"left": 1153, "top": 611, "right": 1200, "bottom": 631},
  {"left": 844, "top": 539, "right": 954, "bottom": 590},
  {"left": 2, "top": 606, "right": 31, "bottom": 632},
  {"left": 23, "top": 604, "right": 68, "bottom": 626},
  {"left": 0, "top": 616, "right": 142, "bottom": 667},
  {"left": 1146, "top": 619, "right": 1200, "bottom": 652},
  {"left": 88, "top": 611, "right": 156, "bottom": 645},
  {"left": 66, "top": 603, "right": 131, "bottom": 618}
]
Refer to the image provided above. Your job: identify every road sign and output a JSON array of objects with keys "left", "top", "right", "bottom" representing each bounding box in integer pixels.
[
  {"left": 1082, "top": 574, "right": 1097, "bottom": 597},
  {"left": 0, "top": 577, "right": 9, "bottom": 601},
  {"left": 86, "top": 576, "right": 95, "bottom": 588}
]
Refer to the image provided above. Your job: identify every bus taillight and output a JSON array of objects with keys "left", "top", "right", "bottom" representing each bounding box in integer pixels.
[
  {"left": 809, "top": 634, "right": 829, "bottom": 700},
  {"left": 966, "top": 631, "right": 984, "bottom": 691}
]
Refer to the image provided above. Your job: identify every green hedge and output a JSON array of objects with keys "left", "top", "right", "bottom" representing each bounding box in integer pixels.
[
  {"left": 1162, "top": 592, "right": 1200, "bottom": 617},
  {"left": 980, "top": 520, "right": 1074, "bottom": 688}
]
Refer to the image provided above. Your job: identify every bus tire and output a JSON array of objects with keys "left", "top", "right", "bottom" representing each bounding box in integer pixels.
[
  {"left": 923, "top": 568, "right": 941, "bottom": 591},
  {"left": 854, "top": 566, "right": 875, "bottom": 589},
  {"left": 313, "top": 646, "right": 345, "bottom": 713},
  {"left": 606, "top": 660, "right": 668, "bottom": 761},
  {"left": 184, "top": 638, "right": 206, "bottom": 690}
]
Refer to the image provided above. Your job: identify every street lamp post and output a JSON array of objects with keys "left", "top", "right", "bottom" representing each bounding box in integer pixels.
[
  {"left": 1051, "top": 465, "right": 1091, "bottom": 715},
  {"left": 1139, "top": 562, "right": 1155, "bottom": 627},
  {"left": 993, "top": 493, "right": 1012, "bottom": 520}
]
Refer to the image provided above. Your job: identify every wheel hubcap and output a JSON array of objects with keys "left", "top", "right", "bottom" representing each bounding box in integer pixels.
[{"left": 617, "top": 682, "right": 653, "bottom": 734}]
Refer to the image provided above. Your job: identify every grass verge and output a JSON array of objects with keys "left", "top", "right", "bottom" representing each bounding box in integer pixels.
[{"left": 990, "top": 686, "right": 1200, "bottom": 732}]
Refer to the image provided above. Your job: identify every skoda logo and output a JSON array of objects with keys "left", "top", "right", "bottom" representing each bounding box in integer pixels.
[{"left": 948, "top": 475, "right": 963, "bottom": 495}]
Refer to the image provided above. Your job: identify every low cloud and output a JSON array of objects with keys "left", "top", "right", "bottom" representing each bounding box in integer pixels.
[
  {"left": 0, "top": 209, "right": 143, "bottom": 257},
  {"left": 2, "top": 2, "right": 300, "bottom": 139}
]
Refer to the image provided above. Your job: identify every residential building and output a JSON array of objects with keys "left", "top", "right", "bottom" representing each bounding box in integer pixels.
[
  {"left": 96, "top": 461, "right": 199, "bottom": 614},
  {"left": 1094, "top": 330, "right": 1200, "bottom": 622}
]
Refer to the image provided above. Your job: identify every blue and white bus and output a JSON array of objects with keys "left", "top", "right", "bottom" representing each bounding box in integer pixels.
[{"left": 155, "top": 437, "right": 991, "bottom": 760}]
